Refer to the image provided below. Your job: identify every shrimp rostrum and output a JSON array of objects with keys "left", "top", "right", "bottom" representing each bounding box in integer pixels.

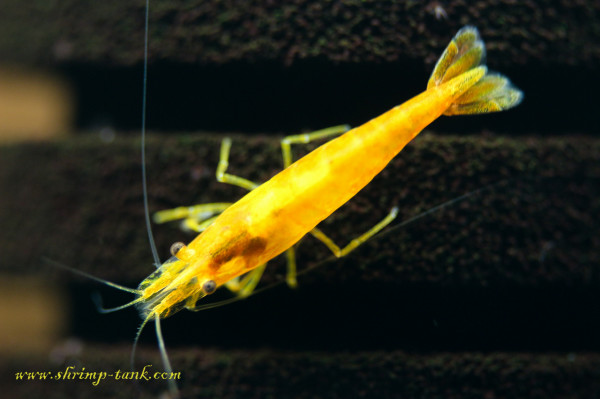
[{"left": 92, "top": 26, "right": 522, "bottom": 389}]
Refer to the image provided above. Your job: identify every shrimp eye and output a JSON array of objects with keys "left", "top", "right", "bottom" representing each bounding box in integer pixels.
[
  {"left": 202, "top": 280, "right": 217, "bottom": 294},
  {"left": 170, "top": 242, "right": 186, "bottom": 257}
]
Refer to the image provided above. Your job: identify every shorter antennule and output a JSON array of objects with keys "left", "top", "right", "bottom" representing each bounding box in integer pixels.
[{"left": 92, "top": 291, "right": 145, "bottom": 314}]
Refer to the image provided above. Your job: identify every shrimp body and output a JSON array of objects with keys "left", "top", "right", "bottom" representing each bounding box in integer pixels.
[{"left": 136, "top": 26, "right": 522, "bottom": 321}]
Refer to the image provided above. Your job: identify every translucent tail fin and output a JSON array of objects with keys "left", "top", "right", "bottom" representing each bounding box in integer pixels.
[{"left": 428, "top": 26, "right": 523, "bottom": 115}]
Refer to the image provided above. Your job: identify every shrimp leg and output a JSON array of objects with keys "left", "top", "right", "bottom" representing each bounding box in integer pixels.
[
  {"left": 153, "top": 203, "right": 232, "bottom": 232},
  {"left": 224, "top": 263, "right": 267, "bottom": 297},
  {"left": 283, "top": 209, "right": 398, "bottom": 288},
  {"left": 216, "top": 138, "right": 259, "bottom": 190},
  {"left": 152, "top": 136, "right": 261, "bottom": 231},
  {"left": 308, "top": 209, "right": 398, "bottom": 257},
  {"left": 280, "top": 124, "right": 350, "bottom": 168}
]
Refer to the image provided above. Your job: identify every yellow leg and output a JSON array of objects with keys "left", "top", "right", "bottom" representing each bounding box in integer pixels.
[
  {"left": 153, "top": 137, "right": 262, "bottom": 231},
  {"left": 224, "top": 264, "right": 267, "bottom": 298},
  {"left": 280, "top": 124, "right": 350, "bottom": 168},
  {"left": 216, "top": 138, "right": 260, "bottom": 190},
  {"left": 180, "top": 214, "right": 219, "bottom": 233},
  {"left": 153, "top": 203, "right": 233, "bottom": 234},
  {"left": 224, "top": 246, "right": 297, "bottom": 294},
  {"left": 284, "top": 246, "right": 298, "bottom": 288},
  {"left": 309, "top": 207, "right": 399, "bottom": 257},
  {"left": 153, "top": 203, "right": 232, "bottom": 223}
]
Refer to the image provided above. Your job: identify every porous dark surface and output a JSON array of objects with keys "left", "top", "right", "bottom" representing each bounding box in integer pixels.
[
  {"left": 0, "top": 0, "right": 598, "bottom": 67},
  {"left": 1, "top": 134, "right": 598, "bottom": 287}
]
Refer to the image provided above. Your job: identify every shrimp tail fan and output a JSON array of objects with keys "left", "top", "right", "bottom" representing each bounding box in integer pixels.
[{"left": 428, "top": 26, "right": 523, "bottom": 115}]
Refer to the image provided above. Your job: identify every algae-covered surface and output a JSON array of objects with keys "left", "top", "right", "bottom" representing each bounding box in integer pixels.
[
  {"left": 0, "top": 0, "right": 599, "bottom": 67},
  {"left": 1, "top": 134, "right": 598, "bottom": 286}
]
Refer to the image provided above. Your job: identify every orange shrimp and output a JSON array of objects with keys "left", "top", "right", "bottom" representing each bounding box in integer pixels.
[
  {"left": 144, "top": 25, "right": 522, "bottom": 318},
  {"left": 76, "top": 26, "right": 521, "bottom": 397}
]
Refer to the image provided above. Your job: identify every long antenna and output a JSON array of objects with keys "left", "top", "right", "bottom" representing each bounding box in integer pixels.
[
  {"left": 42, "top": 257, "right": 141, "bottom": 295},
  {"left": 141, "top": 0, "right": 160, "bottom": 267}
]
